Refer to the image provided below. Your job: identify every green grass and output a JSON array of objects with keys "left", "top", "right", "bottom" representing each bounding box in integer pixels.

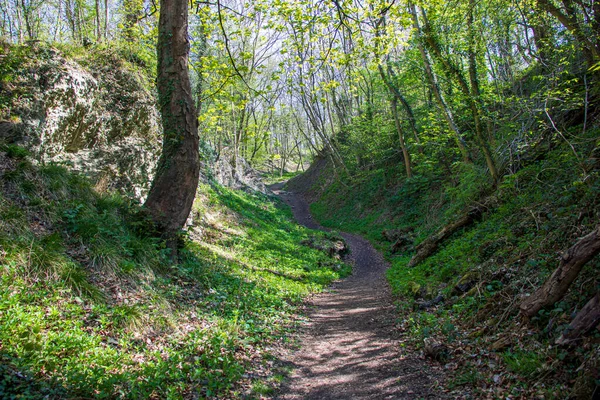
[
  {"left": 502, "top": 350, "right": 546, "bottom": 378},
  {"left": 0, "top": 146, "right": 350, "bottom": 398}
]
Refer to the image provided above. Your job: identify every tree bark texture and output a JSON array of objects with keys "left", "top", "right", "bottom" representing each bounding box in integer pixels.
[
  {"left": 144, "top": 0, "right": 200, "bottom": 247},
  {"left": 556, "top": 293, "right": 600, "bottom": 345},
  {"left": 520, "top": 225, "right": 600, "bottom": 318}
]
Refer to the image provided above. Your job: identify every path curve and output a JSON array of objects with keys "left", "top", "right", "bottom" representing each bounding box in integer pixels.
[{"left": 271, "top": 184, "right": 443, "bottom": 399}]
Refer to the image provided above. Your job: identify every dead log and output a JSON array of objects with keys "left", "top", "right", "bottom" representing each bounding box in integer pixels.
[
  {"left": 520, "top": 225, "right": 600, "bottom": 318},
  {"left": 408, "top": 200, "right": 492, "bottom": 267},
  {"left": 556, "top": 293, "right": 600, "bottom": 345},
  {"left": 391, "top": 235, "right": 413, "bottom": 254}
]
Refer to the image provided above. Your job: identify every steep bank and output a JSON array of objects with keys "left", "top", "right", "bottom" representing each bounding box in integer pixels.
[
  {"left": 0, "top": 43, "right": 161, "bottom": 199},
  {"left": 0, "top": 144, "right": 351, "bottom": 398},
  {"left": 288, "top": 138, "right": 600, "bottom": 398}
]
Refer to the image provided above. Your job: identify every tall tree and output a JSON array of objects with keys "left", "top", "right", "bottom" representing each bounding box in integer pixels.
[
  {"left": 144, "top": 0, "right": 201, "bottom": 259},
  {"left": 419, "top": 4, "right": 498, "bottom": 181},
  {"left": 409, "top": 2, "right": 471, "bottom": 163}
]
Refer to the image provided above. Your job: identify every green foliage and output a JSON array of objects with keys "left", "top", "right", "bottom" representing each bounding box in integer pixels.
[
  {"left": 502, "top": 350, "right": 546, "bottom": 378},
  {"left": 446, "top": 366, "right": 482, "bottom": 389},
  {"left": 443, "top": 163, "right": 493, "bottom": 217},
  {"left": 308, "top": 118, "right": 599, "bottom": 396},
  {"left": 0, "top": 152, "right": 349, "bottom": 398},
  {"left": 1, "top": 143, "right": 30, "bottom": 158},
  {"left": 0, "top": 44, "right": 38, "bottom": 117},
  {"left": 261, "top": 170, "right": 302, "bottom": 185}
]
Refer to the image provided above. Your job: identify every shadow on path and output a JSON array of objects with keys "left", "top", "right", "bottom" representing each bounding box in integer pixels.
[{"left": 270, "top": 183, "right": 444, "bottom": 399}]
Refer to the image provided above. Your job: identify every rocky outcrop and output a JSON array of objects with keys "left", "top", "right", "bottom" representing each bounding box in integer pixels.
[
  {"left": 0, "top": 44, "right": 161, "bottom": 200},
  {"left": 0, "top": 44, "right": 270, "bottom": 200},
  {"left": 210, "top": 149, "right": 267, "bottom": 193}
]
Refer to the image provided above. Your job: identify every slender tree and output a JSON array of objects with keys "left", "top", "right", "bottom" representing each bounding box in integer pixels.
[
  {"left": 409, "top": 2, "right": 471, "bottom": 163},
  {"left": 419, "top": 4, "right": 498, "bottom": 181}
]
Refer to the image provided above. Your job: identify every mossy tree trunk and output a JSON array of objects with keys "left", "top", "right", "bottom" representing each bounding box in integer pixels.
[{"left": 144, "top": 0, "right": 200, "bottom": 258}]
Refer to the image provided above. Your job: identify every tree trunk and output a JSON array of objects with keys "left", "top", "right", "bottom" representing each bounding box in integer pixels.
[
  {"left": 391, "top": 97, "right": 413, "bottom": 178},
  {"left": 144, "top": 0, "right": 200, "bottom": 260},
  {"left": 376, "top": 63, "right": 413, "bottom": 176},
  {"left": 64, "top": 0, "right": 77, "bottom": 42},
  {"left": 95, "top": 0, "right": 101, "bottom": 41},
  {"left": 466, "top": 0, "right": 499, "bottom": 182},
  {"left": 531, "top": 10, "right": 552, "bottom": 71},
  {"left": 556, "top": 293, "right": 600, "bottom": 345},
  {"left": 420, "top": 4, "right": 498, "bottom": 181},
  {"left": 520, "top": 225, "right": 600, "bottom": 318},
  {"left": 536, "top": 0, "right": 599, "bottom": 67},
  {"left": 21, "top": 0, "right": 34, "bottom": 40},
  {"left": 386, "top": 64, "right": 421, "bottom": 146},
  {"left": 15, "top": 0, "right": 23, "bottom": 43},
  {"left": 104, "top": 0, "right": 108, "bottom": 40},
  {"left": 123, "top": 0, "right": 142, "bottom": 41},
  {"left": 297, "top": 138, "right": 305, "bottom": 171},
  {"left": 409, "top": 3, "right": 471, "bottom": 163}
]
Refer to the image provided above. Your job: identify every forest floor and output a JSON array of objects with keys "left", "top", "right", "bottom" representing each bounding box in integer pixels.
[{"left": 270, "top": 183, "right": 446, "bottom": 399}]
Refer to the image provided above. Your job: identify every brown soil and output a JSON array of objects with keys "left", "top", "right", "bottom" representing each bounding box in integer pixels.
[{"left": 270, "top": 183, "right": 445, "bottom": 399}]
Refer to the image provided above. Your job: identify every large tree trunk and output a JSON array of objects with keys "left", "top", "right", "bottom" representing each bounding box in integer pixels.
[
  {"left": 144, "top": 0, "right": 200, "bottom": 258},
  {"left": 520, "top": 225, "right": 600, "bottom": 318}
]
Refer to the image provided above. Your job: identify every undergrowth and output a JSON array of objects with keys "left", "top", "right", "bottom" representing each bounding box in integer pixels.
[
  {"left": 0, "top": 144, "right": 350, "bottom": 399},
  {"left": 304, "top": 130, "right": 600, "bottom": 398}
]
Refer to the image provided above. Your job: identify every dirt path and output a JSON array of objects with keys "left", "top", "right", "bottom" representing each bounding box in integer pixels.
[{"left": 270, "top": 184, "right": 444, "bottom": 399}]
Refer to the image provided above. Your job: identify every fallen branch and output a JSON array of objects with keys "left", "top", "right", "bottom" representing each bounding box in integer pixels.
[
  {"left": 556, "top": 293, "right": 600, "bottom": 345},
  {"left": 408, "top": 198, "right": 495, "bottom": 267},
  {"left": 520, "top": 225, "right": 600, "bottom": 318}
]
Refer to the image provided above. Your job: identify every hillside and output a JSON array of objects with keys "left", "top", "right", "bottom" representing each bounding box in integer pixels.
[
  {"left": 0, "top": 142, "right": 351, "bottom": 398},
  {"left": 0, "top": 45, "right": 351, "bottom": 398},
  {"left": 288, "top": 129, "right": 600, "bottom": 397}
]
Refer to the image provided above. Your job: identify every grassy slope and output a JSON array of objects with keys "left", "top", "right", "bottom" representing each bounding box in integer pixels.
[
  {"left": 306, "top": 135, "right": 600, "bottom": 398},
  {"left": 0, "top": 145, "right": 350, "bottom": 399}
]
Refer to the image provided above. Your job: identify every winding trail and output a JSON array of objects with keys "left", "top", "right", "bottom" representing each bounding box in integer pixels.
[{"left": 271, "top": 184, "right": 444, "bottom": 399}]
